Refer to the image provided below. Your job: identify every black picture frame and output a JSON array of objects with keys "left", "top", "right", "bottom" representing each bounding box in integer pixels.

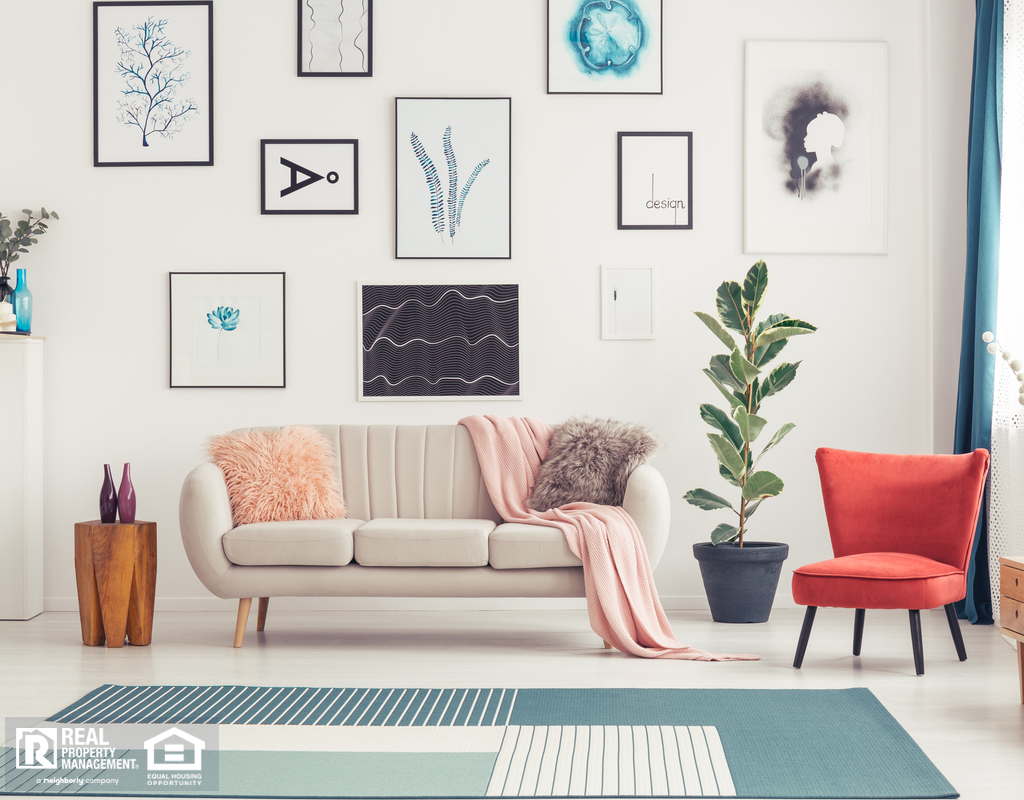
[
  {"left": 93, "top": 1, "right": 214, "bottom": 167},
  {"left": 260, "top": 139, "right": 359, "bottom": 215},
  {"left": 169, "top": 272, "right": 286, "bottom": 388},
  {"left": 395, "top": 97, "right": 513, "bottom": 260},
  {"left": 297, "top": 0, "right": 372, "bottom": 77},
  {"left": 617, "top": 132, "right": 693, "bottom": 230}
]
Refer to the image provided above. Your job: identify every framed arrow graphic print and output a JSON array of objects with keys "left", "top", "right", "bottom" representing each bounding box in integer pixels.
[{"left": 260, "top": 139, "right": 359, "bottom": 214}]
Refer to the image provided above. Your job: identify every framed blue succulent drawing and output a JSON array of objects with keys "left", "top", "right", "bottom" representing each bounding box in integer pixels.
[
  {"left": 169, "top": 272, "right": 285, "bottom": 388},
  {"left": 547, "top": 0, "right": 662, "bottom": 94},
  {"left": 395, "top": 97, "right": 512, "bottom": 259}
]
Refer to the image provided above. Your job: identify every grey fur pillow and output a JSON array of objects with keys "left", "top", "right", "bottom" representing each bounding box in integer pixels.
[{"left": 528, "top": 417, "right": 661, "bottom": 510}]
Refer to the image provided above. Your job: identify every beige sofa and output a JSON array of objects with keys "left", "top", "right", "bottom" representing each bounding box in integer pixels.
[{"left": 179, "top": 424, "right": 671, "bottom": 647}]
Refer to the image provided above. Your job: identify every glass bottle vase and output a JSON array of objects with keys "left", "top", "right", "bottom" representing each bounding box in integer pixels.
[
  {"left": 100, "top": 464, "right": 118, "bottom": 524},
  {"left": 118, "top": 463, "right": 136, "bottom": 524},
  {"left": 12, "top": 268, "right": 32, "bottom": 333}
]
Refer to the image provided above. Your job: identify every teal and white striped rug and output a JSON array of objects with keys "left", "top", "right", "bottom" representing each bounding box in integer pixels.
[{"left": 0, "top": 686, "right": 957, "bottom": 799}]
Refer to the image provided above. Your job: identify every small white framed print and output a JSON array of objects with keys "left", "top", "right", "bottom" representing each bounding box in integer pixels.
[{"left": 601, "top": 265, "right": 654, "bottom": 340}]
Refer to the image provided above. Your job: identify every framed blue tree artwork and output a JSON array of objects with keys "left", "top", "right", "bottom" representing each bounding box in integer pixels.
[
  {"left": 297, "top": 0, "right": 372, "bottom": 77},
  {"left": 395, "top": 98, "right": 512, "bottom": 259},
  {"left": 93, "top": 1, "right": 214, "bottom": 167},
  {"left": 547, "top": 0, "right": 662, "bottom": 95},
  {"left": 169, "top": 272, "right": 285, "bottom": 388}
]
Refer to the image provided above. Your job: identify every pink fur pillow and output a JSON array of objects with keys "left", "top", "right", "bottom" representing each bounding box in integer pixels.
[{"left": 207, "top": 426, "right": 346, "bottom": 526}]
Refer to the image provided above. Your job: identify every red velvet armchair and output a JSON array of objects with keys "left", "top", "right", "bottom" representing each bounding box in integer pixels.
[{"left": 792, "top": 447, "right": 990, "bottom": 675}]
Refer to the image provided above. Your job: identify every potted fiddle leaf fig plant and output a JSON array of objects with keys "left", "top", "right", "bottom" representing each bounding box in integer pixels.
[{"left": 684, "top": 259, "right": 816, "bottom": 623}]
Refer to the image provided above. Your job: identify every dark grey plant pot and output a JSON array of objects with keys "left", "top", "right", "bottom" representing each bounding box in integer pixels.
[{"left": 692, "top": 541, "right": 790, "bottom": 623}]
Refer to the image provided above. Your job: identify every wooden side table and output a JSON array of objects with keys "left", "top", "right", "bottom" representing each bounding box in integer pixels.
[
  {"left": 74, "top": 521, "right": 157, "bottom": 648},
  {"left": 998, "top": 555, "right": 1024, "bottom": 704}
]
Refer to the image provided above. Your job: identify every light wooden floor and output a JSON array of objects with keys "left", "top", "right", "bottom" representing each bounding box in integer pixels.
[{"left": 1, "top": 607, "right": 1021, "bottom": 799}]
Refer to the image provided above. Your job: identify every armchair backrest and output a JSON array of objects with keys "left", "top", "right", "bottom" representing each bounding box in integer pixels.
[{"left": 815, "top": 448, "right": 989, "bottom": 570}]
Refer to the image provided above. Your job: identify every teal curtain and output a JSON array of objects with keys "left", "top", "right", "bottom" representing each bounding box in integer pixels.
[{"left": 954, "top": 0, "right": 1002, "bottom": 625}]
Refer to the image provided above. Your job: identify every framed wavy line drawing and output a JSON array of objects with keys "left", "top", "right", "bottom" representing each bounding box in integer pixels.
[
  {"left": 395, "top": 97, "right": 512, "bottom": 259},
  {"left": 297, "top": 0, "right": 372, "bottom": 77},
  {"left": 357, "top": 283, "right": 520, "bottom": 400}
]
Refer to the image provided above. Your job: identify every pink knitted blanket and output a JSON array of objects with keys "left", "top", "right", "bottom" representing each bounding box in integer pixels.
[{"left": 460, "top": 415, "right": 759, "bottom": 661}]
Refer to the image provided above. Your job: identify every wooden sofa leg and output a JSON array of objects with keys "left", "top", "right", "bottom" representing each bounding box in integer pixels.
[
  {"left": 603, "top": 639, "right": 612, "bottom": 650},
  {"left": 234, "top": 598, "right": 252, "bottom": 648},
  {"left": 257, "top": 597, "right": 269, "bottom": 632}
]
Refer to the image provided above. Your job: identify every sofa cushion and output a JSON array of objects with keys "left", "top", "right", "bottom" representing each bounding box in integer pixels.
[
  {"left": 488, "top": 523, "right": 582, "bottom": 569},
  {"left": 353, "top": 519, "right": 495, "bottom": 567},
  {"left": 223, "top": 519, "right": 364, "bottom": 566}
]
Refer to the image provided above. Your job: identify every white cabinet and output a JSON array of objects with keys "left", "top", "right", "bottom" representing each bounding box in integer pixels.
[{"left": 0, "top": 337, "right": 43, "bottom": 619}]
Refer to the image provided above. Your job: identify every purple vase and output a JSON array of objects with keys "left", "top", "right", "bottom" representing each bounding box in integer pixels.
[
  {"left": 100, "top": 464, "right": 118, "bottom": 523},
  {"left": 118, "top": 463, "right": 136, "bottom": 524}
]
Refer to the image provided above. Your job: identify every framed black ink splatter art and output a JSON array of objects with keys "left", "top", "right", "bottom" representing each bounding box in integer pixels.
[
  {"left": 94, "top": 2, "right": 214, "bottom": 167},
  {"left": 261, "top": 139, "right": 359, "bottom": 215},
  {"left": 618, "top": 132, "right": 692, "bottom": 230},
  {"left": 547, "top": 0, "right": 662, "bottom": 95},
  {"left": 395, "top": 98, "right": 511, "bottom": 259},
  {"left": 744, "top": 41, "right": 887, "bottom": 254},
  {"left": 297, "top": 0, "right": 372, "bottom": 77},
  {"left": 169, "top": 272, "right": 285, "bottom": 388},
  {"left": 358, "top": 283, "right": 520, "bottom": 400}
]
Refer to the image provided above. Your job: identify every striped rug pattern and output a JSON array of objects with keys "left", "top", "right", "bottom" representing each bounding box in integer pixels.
[{"left": 50, "top": 686, "right": 516, "bottom": 727}]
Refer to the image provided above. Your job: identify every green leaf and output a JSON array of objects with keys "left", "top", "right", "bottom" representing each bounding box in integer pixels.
[
  {"left": 729, "top": 348, "right": 761, "bottom": 384},
  {"left": 742, "top": 471, "right": 784, "bottom": 502},
  {"left": 711, "top": 523, "right": 741, "bottom": 544},
  {"left": 742, "top": 260, "right": 768, "bottom": 321},
  {"left": 743, "top": 499, "right": 762, "bottom": 519},
  {"left": 694, "top": 310, "right": 737, "bottom": 351},
  {"left": 21, "top": 209, "right": 32, "bottom": 215},
  {"left": 719, "top": 463, "right": 740, "bottom": 487},
  {"left": 708, "top": 433, "right": 746, "bottom": 483},
  {"left": 755, "top": 318, "right": 817, "bottom": 349},
  {"left": 40, "top": 208, "right": 48, "bottom": 218},
  {"left": 10, "top": 253, "right": 19, "bottom": 261},
  {"left": 753, "top": 422, "right": 796, "bottom": 469},
  {"left": 700, "top": 403, "right": 743, "bottom": 450},
  {"left": 684, "top": 488, "right": 736, "bottom": 513},
  {"left": 758, "top": 361, "right": 801, "bottom": 403},
  {"left": 752, "top": 337, "right": 787, "bottom": 367},
  {"left": 703, "top": 369, "right": 745, "bottom": 409},
  {"left": 715, "top": 280, "right": 746, "bottom": 334},
  {"left": 709, "top": 354, "right": 745, "bottom": 390},
  {"left": 733, "top": 406, "right": 768, "bottom": 443},
  {"left": 50, "top": 211, "right": 59, "bottom": 219}
]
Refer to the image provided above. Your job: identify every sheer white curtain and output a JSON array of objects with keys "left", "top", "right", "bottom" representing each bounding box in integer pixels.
[{"left": 989, "top": 0, "right": 1024, "bottom": 623}]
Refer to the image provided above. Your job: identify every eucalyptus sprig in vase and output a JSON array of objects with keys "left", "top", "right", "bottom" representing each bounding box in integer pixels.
[
  {"left": 0, "top": 208, "right": 59, "bottom": 332},
  {"left": 685, "top": 260, "right": 817, "bottom": 622}
]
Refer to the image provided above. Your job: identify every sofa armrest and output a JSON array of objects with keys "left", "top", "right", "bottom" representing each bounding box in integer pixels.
[
  {"left": 622, "top": 464, "right": 671, "bottom": 570},
  {"left": 179, "top": 461, "right": 235, "bottom": 596}
]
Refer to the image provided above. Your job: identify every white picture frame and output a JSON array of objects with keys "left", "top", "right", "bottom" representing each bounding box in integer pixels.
[
  {"left": 744, "top": 41, "right": 887, "bottom": 254},
  {"left": 601, "top": 265, "right": 654, "bottom": 340},
  {"left": 169, "top": 272, "right": 285, "bottom": 388},
  {"left": 618, "top": 132, "right": 692, "bottom": 230},
  {"left": 358, "top": 283, "right": 521, "bottom": 400}
]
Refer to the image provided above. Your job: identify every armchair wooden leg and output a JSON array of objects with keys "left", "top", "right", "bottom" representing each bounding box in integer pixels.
[
  {"left": 257, "top": 597, "right": 269, "bottom": 632},
  {"left": 853, "top": 609, "right": 866, "bottom": 656},
  {"left": 234, "top": 598, "right": 252, "bottom": 648},
  {"left": 603, "top": 639, "right": 612, "bottom": 650},
  {"left": 793, "top": 606, "right": 817, "bottom": 668},
  {"left": 909, "top": 609, "right": 925, "bottom": 675},
  {"left": 943, "top": 603, "right": 967, "bottom": 661}
]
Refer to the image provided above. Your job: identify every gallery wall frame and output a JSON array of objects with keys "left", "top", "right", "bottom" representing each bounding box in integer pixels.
[
  {"left": 297, "top": 0, "right": 372, "bottom": 77},
  {"left": 94, "top": 1, "right": 214, "bottom": 167},
  {"left": 395, "top": 98, "right": 512, "bottom": 259},
  {"left": 601, "top": 265, "right": 655, "bottom": 340},
  {"left": 358, "top": 283, "right": 521, "bottom": 400},
  {"left": 617, "top": 132, "right": 692, "bottom": 230},
  {"left": 169, "top": 272, "right": 285, "bottom": 388},
  {"left": 744, "top": 40, "right": 888, "bottom": 254},
  {"left": 260, "top": 139, "right": 359, "bottom": 215},
  {"left": 547, "top": 0, "right": 663, "bottom": 95}
]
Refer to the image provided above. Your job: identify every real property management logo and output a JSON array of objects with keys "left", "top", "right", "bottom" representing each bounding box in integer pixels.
[
  {"left": 15, "top": 725, "right": 139, "bottom": 770},
  {"left": 15, "top": 727, "right": 57, "bottom": 769}
]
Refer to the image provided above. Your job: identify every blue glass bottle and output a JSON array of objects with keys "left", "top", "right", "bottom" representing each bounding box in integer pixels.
[{"left": 12, "top": 268, "right": 32, "bottom": 333}]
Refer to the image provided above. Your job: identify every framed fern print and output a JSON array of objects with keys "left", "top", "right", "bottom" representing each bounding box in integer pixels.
[{"left": 395, "top": 97, "right": 511, "bottom": 259}]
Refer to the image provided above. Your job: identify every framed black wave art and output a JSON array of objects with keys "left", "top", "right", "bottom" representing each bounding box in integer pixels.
[{"left": 357, "top": 283, "right": 520, "bottom": 400}]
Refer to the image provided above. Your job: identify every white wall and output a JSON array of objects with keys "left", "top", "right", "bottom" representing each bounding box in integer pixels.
[{"left": 0, "top": 0, "right": 973, "bottom": 611}]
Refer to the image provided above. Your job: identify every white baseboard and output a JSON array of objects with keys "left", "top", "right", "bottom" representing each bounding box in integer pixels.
[{"left": 44, "top": 593, "right": 798, "bottom": 613}]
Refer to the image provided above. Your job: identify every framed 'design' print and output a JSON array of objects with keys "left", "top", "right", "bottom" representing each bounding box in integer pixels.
[
  {"left": 395, "top": 98, "right": 512, "bottom": 259},
  {"left": 169, "top": 272, "right": 285, "bottom": 388},
  {"left": 260, "top": 139, "right": 359, "bottom": 215},
  {"left": 297, "top": 0, "right": 372, "bottom": 76},
  {"left": 618, "top": 132, "right": 692, "bottom": 230},
  {"left": 744, "top": 41, "right": 887, "bottom": 254},
  {"left": 94, "top": 1, "right": 214, "bottom": 167},
  {"left": 547, "top": 0, "right": 663, "bottom": 94}
]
